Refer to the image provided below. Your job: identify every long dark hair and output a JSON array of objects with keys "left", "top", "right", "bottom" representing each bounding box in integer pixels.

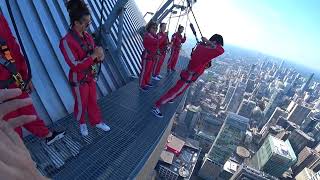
[
  {"left": 146, "top": 21, "right": 158, "bottom": 32},
  {"left": 209, "top": 34, "right": 224, "bottom": 46},
  {"left": 66, "top": 0, "right": 90, "bottom": 26}
]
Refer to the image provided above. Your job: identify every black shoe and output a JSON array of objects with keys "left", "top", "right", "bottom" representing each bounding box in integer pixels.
[
  {"left": 168, "top": 100, "right": 174, "bottom": 104},
  {"left": 152, "top": 107, "right": 164, "bottom": 118},
  {"left": 140, "top": 86, "right": 149, "bottom": 92},
  {"left": 146, "top": 83, "right": 154, "bottom": 88},
  {"left": 46, "top": 131, "right": 65, "bottom": 145}
]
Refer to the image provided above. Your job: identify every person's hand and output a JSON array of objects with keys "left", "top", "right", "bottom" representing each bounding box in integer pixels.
[
  {"left": 91, "top": 47, "right": 104, "bottom": 61},
  {"left": 25, "top": 82, "right": 34, "bottom": 94},
  {"left": 201, "top": 37, "right": 208, "bottom": 42},
  {"left": 0, "top": 88, "right": 48, "bottom": 180},
  {"left": 96, "top": 47, "right": 105, "bottom": 62}
]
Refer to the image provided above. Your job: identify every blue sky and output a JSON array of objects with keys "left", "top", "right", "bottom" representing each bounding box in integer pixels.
[{"left": 135, "top": 0, "right": 320, "bottom": 70}]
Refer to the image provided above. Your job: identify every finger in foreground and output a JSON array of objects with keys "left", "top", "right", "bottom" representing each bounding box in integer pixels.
[
  {"left": 0, "top": 161, "right": 19, "bottom": 180},
  {"left": 0, "top": 88, "right": 22, "bottom": 102},
  {"left": 0, "top": 116, "right": 35, "bottom": 149},
  {"left": 0, "top": 98, "right": 32, "bottom": 118}
]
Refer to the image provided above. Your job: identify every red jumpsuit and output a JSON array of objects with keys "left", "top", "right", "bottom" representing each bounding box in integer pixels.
[
  {"left": 153, "top": 32, "right": 169, "bottom": 76},
  {"left": 139, "top": 32, "right": 159, "bottom": 88},
  {"left": 59, "top": 28, "right": 102, "bottom": 125},
  {"left": 155, "top": 43, "right": 225, "bottom": 108},
  {"left": 0, "top": 14, "right": 50, "bottom": 138},
  {"left": 167, "top": 32, "right": 186, "bottom": 71}
]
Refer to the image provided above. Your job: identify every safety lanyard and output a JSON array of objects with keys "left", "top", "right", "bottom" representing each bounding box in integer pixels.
[
  {"left": 69, "top": 29, "right": 94, "bottom": 56},
  {"left": 0, "top": 37, "right": 25, "bottom": 89}
]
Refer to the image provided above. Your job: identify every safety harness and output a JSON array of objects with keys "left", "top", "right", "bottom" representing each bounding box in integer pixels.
[
  {"left": 0, "top": 37, "right": 25, "bottom": 89},
  {"left": 69, "top": 29, "right": 99, "bottom": 86},
  {"left": 180, "top": 69, "right": 200, "bottom": 83}
]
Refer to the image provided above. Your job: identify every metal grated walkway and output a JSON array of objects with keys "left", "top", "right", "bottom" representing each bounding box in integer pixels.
[{"left": 24, "top": 57, "right": 189, "bottom": 180}]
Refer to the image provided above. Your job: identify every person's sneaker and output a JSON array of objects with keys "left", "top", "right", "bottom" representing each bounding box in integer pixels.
[
  {"left": 140, "top": 86, "right": 149, "bottom": 92},
  {"left": 146, "top": 83, "right": 154, "bottom": 88},
  {"left": 152, "top": 107, "right": 164, "bottom": 118},
  {"left": 152, "top": 76, "right": 161, "bottom": 81},
  {"left": 46, "top": 131, "right": 65, "bottom": 145},
  {"left": 96, "top": 123, "right": 111, "bottom": 132},
  {"left": 80, "top": 124, "right": 89, "bottom": 136},
  {"left": 168, "top": 99, "right": 174, "bottom": 104},
  {"left": 157, "top": 75, "right": 163, "bottom": 79}
]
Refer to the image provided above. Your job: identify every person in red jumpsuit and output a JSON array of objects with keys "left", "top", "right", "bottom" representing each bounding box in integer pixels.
[
  {"left": 152, "top": 22, "right": 169, "bottom": 81},
  {"left": 152, "top": 34, "right": 225, "bottom": 118},
  {"left": 59, "top": 0, "right": 110, "bottom": 136},
  {"left": 167, "top": 25, "right": 186, "bottom": 72},
  {"left": 0, "top": 13, "right": 65, "bottom": 145},
  {"left": 139, "top": 22, "right": 159, "bottom": 91}
]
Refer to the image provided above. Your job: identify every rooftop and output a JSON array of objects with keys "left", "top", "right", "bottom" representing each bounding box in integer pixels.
[{"left": 158, "top": 145, "right": 201, "bottom": 179}]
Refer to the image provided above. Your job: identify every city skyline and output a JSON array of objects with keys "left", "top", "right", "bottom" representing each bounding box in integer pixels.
[{"left": 135, "top": 0, "right": 320, "bottom": 71}]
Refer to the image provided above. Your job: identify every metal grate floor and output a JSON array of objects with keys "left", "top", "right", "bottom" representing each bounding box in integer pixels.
[{"left": 24, "top": 57, "right": 189, "bottom": 180}]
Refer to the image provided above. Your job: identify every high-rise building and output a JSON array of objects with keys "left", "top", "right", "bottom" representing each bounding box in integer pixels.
[
  {"left": 246, "top": 79, "right": 255, "bottom": 93},
  {"left": 264, "top": 89, "right": 285, "bottom": 121},
  {"left": 250, "top": 135, "right": 297, "bottom": 177},
  {"left": 308, "top": 170, "right": 320, "bottom": 180},
  {"left": 288, "top": 129, "right": 315, "bottom": 154},
  {"left": 230, "top": 165, "right": 279, "bottom": 180},
  {"left": 184, "top": 105, "right": 201, "bottom": 133},
  {"left": 311, "top": 123, "right": 320, "bottom": 143},
  {"left": 157, "top": 140, "right": 201, "bottom": 180},
  {"left": 237, "top": 99, "right": 256, "bottom": 118},
  {"left": 288, "top": 104, "right": 311, "bottom": 126},
  {"left": 295, "top": 168, "right": 315, "bottom": 180},
  {"left": 293, "top": 147, "right": 320, "bottom": 175},
  {"left": 223, "top": 85, "right": 236, "bottom": 107},
  {"left": 302, "top": 115, "right": 320, "bottom": 133},
  {"left": 227, "top": 82, "right": 246, "bottom": 113},
  {"left": 199, "top": 113, "right": 249, "bottom": 179},
  {"left": 260, "top": 107, "right": 288, "bottom": 138},
  {"left": 252, "top": 81, "right": 268, "bottom": 100},
  {"left": 301, "top": 73, "right": 315, "bottom": 92}
]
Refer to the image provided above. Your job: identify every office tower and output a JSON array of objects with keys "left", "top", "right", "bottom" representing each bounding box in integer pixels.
[
  {"left": 264, "top": 89, "right": 285, "bottom": 121},
  {"left": 288, "top": 104, "right": 311, "bottom": 126},
  {"left": 288, "top": 129, "right": 315, "bottom": 154},
  {"left": 293, "top": 147, "right": 320, "bottom": 175},
  {"left": 184, "top": 105, "right": 201, "bottom": 133},
  {"left": 302, "top": 115, "right": 320, "bottom": 133},
  {"left": 301, "top": 73, "right": 315, "bottom": 92},
  {"left": 252, "top": 81, "right": 268, "bottom": 100},
  {"left": 246, "top": 79, "right": 255, "bottom": 93},
  {"left": 230, "top": 165, "right": 279, "bottom": 180},
  {"left": 250, "top": 135, "right": 297, "bottom": 177},
  {"left": 295, "top": 168, "right": 315, "bottom": 180},
  {"left": 237, "top": 99, "right": 256, "bottom": 118},
  {"left": 260, "top": 107, "right": 288, "bottom": 140},
  {"left": 308, "top": 170, "right": 320, "bottom": 180},
  {"left": 226, "top": 82, "right": 246, "bottom": 113},
  {"left": 223, "top": 85, "right": 236, "bottom": 107},
  {"left": 199, "top": 113, "right": 249, "bottom": 179}
]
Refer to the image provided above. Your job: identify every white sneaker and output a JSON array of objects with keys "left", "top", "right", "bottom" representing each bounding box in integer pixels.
[
  {"left": 96, "top": 123, "right": 111, "bottom": 132},
  {"left": 152, "top": 107, "right": 164, "bottom": 118},
  {"left": 80, "top": 124, "right": 88, "bottom": 136},
  {"left": 152, "top": 76, "right": 161, "bottom": 81},
  {"left": 157, "top": 75, "right": 163, "bottom": 79}
]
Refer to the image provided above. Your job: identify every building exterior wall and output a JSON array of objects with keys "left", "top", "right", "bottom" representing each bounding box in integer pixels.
[{"left": 0, "top": 0, "right": 145, "bottom": 124}]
